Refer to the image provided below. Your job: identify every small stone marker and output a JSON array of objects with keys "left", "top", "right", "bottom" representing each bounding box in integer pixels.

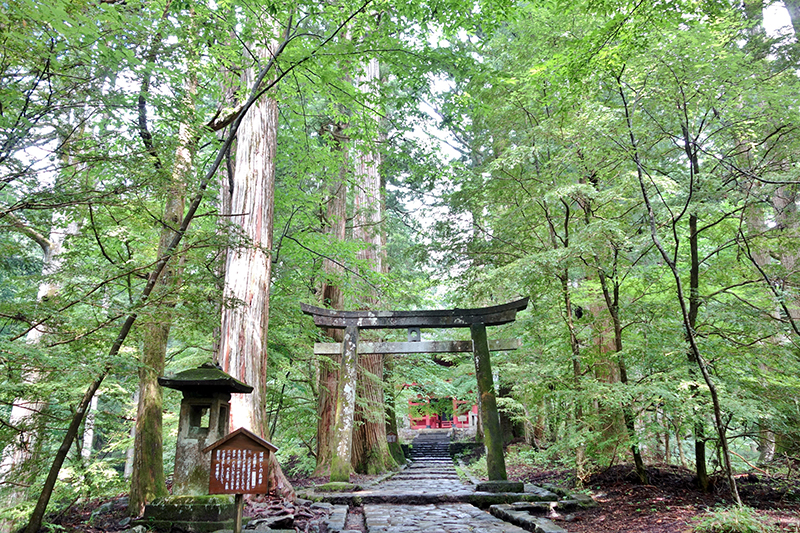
[{"left": 203, "top": 427, "right": 278, "bottom": 533}]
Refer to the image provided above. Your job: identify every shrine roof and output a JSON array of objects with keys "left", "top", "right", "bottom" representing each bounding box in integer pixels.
[
  {"left": 203, "top": 427, "right": 278, "bottom": 454},
  {"left": 158, "top": 363, "right": 253, "bottom": 394}
]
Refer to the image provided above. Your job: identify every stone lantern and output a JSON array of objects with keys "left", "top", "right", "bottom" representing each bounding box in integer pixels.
[{"left": 158, "top": 363, "right": 253, "bottom": 495}]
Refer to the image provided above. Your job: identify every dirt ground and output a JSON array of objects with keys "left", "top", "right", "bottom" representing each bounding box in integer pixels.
[{"left": 510, "top": 463, "right": 800, "bottom": 533}]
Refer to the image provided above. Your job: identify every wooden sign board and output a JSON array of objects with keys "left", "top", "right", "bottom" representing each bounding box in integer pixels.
[{"left": 203, "top": 427, "right": 278, "bottom": 495}]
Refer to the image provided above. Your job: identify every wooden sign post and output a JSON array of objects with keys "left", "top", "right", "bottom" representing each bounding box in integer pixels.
[{"left": 203, "top": 427, "right": 278, "bottom": 533}]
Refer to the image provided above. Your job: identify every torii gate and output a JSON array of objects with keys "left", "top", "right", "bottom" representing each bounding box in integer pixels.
[{"left": 301, "top": 297, "right": 529, "bottom": 484}]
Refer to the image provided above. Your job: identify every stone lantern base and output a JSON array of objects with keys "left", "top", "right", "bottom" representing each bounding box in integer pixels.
[{"left": 135, "top": 495, "right": 244, "bottom": 533}]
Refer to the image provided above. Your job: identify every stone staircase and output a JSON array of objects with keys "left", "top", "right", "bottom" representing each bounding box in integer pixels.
[
  {"left": 370, "top": 430, "right": 470, "bottom": 496},
  {"left": 404, "top": 430, "right": 458, "bottom": 480}
]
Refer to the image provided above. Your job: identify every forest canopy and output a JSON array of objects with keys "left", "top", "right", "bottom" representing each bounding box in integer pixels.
[{"left": 1, "top": 0, "right": 800, "bottom": 529}]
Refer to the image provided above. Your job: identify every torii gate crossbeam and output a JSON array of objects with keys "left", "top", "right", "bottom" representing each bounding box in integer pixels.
[{"left": 301, "top": 298, "right": 529, "bottom": 484}]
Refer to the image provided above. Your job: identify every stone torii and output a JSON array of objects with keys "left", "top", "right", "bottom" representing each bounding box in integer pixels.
[{"left": 301, "top": 298, "right": 529, "bottom": 485}]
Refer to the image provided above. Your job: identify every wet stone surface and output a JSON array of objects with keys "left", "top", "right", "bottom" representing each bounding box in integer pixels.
[
  {"left": 306, "top": 430, "right": 570, "bottom": 532},
  {"left": 358, "top": 431, "right": 528, "bottom": 532},
  {"left": 364, "top": 503, "right": 530, "bottom": 533}
]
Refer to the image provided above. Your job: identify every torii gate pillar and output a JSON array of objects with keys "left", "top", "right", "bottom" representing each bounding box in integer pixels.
[
  {"left": 302, "top": 298, "right": 528, "bottom": 485},
  {"left": 470, "top": 323, "right": 507, "bottom": 481},
  {"left": 330, "top": 326, "right": 358, "bottom": 482}
]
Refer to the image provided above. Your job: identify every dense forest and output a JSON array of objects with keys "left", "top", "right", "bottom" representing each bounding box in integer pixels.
[{"left": 2, "top": 0, "right": 800, "bottom": 530}]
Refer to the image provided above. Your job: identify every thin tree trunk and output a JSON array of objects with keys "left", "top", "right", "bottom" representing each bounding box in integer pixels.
[
  {"left": 124, "top": 389, "right": 139, "bottom": 479},
  {"left": 620, "top": 77, "right": 741, "bottom": 504},
  {"left": 686, "top": 209, "right": 712, "bottom": 492},
  {"left": 0, "top": 215, "right": 78, "bottom": 523},
  {"left": 562, "top": 273, "right": 587, "bottom": 480},
  {"left": 595, "top": 266, "right": 648, "bottom": 483},
  {"left": 81, "top": 395, "right": 99, "bottom": 459},
  {"left": 127, "top": 55, "right": 195, "bottom": 515},
  {"left": 383, "top": 355, "right": 405, "bottom": 465},
  {"left": 676, "top": 425, "right": 687, "bottom": 468},
  {"left": 24, "top": 369, "right": 108, "bottom": 533}
]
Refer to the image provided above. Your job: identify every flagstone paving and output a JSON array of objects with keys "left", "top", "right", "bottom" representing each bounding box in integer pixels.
[
  {"left": 363, "top": 502, "right": 530, "bottom": 533},
  {"left": 336, "top": 430, "right": 566, "bottom": 533}
]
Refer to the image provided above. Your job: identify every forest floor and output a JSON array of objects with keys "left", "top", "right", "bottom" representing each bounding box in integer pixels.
[
  {"left": 49, "top": 464, "right": 800, "bottom": 532},
  {"left": 507, "top": 462, "right": 800, "bottom": 532}
]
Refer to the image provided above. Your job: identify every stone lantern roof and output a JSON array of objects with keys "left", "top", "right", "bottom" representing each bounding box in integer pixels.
[{"left": 158, "top": 363, "right": 253, "bottom": 394}]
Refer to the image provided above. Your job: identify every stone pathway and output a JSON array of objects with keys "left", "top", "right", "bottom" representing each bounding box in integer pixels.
[
  {"left": 306, "top": 430, "right": 586, "bottom": 533},
  {"left": 364, "top": 502, "right": 528, "bottom": 533},
  {"left": 355, "top": 431, "right": 474, "bottom": 499},
  {"left": 353, "top": 431, "right": 533, "bottom": 533}
]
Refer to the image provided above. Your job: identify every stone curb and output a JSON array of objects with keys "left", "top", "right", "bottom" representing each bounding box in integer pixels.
[
  {"left": 298, "top": 490, "right": 563, "bottom": 506},
  {"left": 323, "top": 504, "right": 349, "bottom": 533},
  {"left": 538, "top": 484, "right": 596, "bottom": 508},
  {"left": 362, "top": 463, "right": 408, "bottom": 488},
  {"left": 489, "top": 504, "right": 567, "bottom": 533},
  {"left": 296, "top": 465, "right": 408, "bottom": 501}
]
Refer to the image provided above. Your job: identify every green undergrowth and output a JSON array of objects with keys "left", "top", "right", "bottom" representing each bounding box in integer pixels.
[
  {"left": 692, "top": 506, "right": 775, "bottom": 533},
  {"left": 460, "top": 443, "right": 573, "bottom": 483},
  {"left": 463, "top": 455, "right": 488, "bottom": 479}
]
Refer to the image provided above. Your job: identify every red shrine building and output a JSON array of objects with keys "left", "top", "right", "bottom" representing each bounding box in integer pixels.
[{"left": 406, "top": 396, "right": 479, "bottom": 430}]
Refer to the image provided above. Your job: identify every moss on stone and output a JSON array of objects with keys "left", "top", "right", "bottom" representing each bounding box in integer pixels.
[
  {"left": 316, "top": 482, "right": 359, "bottom": 492},
  {"left": 144, "top": 494, "right": 236, "bottom": 522}
]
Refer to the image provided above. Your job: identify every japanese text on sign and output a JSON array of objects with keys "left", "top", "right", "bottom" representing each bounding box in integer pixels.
[{"left": 210, "top": 448, "right": 267, "bottom": 494}]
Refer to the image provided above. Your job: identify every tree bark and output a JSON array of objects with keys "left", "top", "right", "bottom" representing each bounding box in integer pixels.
[
  {"left": 330, "top": 326, "right": 359, "bottom": 482},
  {"left": 595, "top": 266, "right": 648, "bottom": 484},
  {"left": 216, "top": 42, "right": 293, "bottom": 499},
  {"left": 128, "top": 71, "right": 193, "bottom": 515},
  {"left": 314, "top": 154, "right": 348, "bottom": 477},
  {"left": 349, "top": 56, "right": 396, "bottom": 475}
]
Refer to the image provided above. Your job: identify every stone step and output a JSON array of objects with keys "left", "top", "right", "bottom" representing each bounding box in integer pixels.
[
  {"left": 411, "top": 451, "right": 449, "bottom": 454},
  {"left": 410, "top": 453, "right": 450, "bottom": 457},
  {"left": 395, "top": 472, "right": 460, "bottom": 476},
  {"left": 410, "top": 450, "right": 449, "bottom": 454},
  {"left": 410, "top": 453, "right": 449, "bottom": 456}
]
